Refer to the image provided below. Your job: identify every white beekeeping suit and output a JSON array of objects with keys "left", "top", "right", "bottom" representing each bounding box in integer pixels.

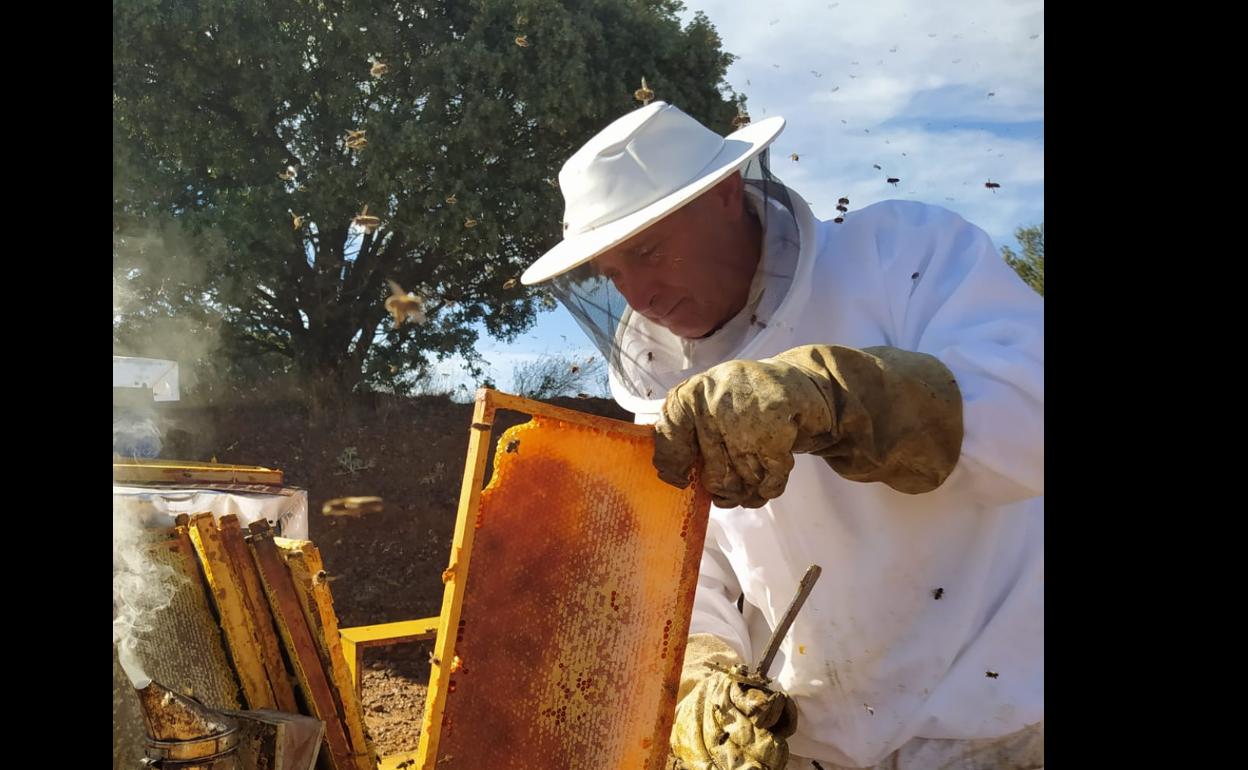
[{"left": 523, "top": 101, "right": 1043, "bottom": 769}]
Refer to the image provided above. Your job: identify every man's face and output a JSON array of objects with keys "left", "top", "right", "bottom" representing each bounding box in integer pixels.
[{"left": 590, "top": 175, "right": 759, "bottom": 339}]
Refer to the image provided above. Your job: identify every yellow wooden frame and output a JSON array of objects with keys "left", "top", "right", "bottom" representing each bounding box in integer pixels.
[
  {"left": 415, "top": 389, "right": 653, "bottom": 768},
  {"left": 339, "top": 617, "right": 441, "bottom": 698},
  {"left": 113, "top": 458, "right": 284, "bottom": 485}
]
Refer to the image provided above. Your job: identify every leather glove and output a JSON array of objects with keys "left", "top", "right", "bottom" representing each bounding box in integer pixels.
[
  {"left": 668, "top": 634, "right": 797, "bottom": 770},
  {"left": 653, "top": 344, "right": 963, "bottom": 507}
]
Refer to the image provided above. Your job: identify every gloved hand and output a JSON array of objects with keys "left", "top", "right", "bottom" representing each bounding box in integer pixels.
[
  {"left": 668, "top": 634, "right": 797, "bottom": 770},
  {"left": 653, "top": 344, "right": 963, "bottom": 507}
]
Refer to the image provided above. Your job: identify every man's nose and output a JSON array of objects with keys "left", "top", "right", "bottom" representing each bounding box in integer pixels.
[{"left": 617, "top": 268, "right": 663, "bottom": 313}]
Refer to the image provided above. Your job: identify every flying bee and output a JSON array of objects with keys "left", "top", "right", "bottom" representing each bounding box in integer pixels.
[
  {"left": 384, "top": 279, "right": 426, "bottom": 328},
  {"left": 634, "top": 77, "right": 655, "bottom": 105},
  {"left": 353, "top": 205, "right": 381, "bottom": 234}
]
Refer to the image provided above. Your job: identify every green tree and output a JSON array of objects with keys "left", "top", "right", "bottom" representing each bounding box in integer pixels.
[
  {"left": 1002, "top": 223, "right": 1043, "bottom": 296},
  {"left": 113, "top": 0, "right": 741, "bottom": 406}
]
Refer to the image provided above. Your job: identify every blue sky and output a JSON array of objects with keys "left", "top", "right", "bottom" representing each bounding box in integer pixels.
[{"left": 432, "top": 0, "right": 1044, "bottom": 398}]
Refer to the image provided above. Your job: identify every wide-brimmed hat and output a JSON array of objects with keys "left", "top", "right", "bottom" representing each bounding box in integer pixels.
[{"left": 521, "top": 101, "right": 785, "bottom": 285}]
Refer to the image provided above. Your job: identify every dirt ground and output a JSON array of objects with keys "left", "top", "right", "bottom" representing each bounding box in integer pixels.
[{"left": 161, "top": 392, "right": 631, "bottom": 757}]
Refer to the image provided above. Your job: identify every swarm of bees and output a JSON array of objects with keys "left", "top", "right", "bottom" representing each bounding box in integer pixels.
[
  {"left": 370, "top": 60, "right": 389, "bottom": 78},
  {"left": 352, "top": 205, "right": 381, "bottom": 234},
  {"left": 345, "top": 129, "right": 368, "bottom": 151},
  {"left": 385, "top": 279, "right": 427, "bottom": 329},
  {"left": 634, "top": 77, "right": 654, "bottom": 106}
]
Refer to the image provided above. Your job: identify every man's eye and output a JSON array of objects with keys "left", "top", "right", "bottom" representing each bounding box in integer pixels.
[{"left": 637, "top": 248, "right": 662, "bottom": 266}]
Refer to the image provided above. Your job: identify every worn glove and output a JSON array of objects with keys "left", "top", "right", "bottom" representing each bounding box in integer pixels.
[
  {"left": 653, "top": 344, "right": 963, "bottom": 507},
  {"left": 668, "top": 634, "right": 797, "bottom": 770}
]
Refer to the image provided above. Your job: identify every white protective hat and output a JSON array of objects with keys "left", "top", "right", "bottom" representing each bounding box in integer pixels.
[{"left": 521, "top": 101, "right": 785, "bottom": 285}]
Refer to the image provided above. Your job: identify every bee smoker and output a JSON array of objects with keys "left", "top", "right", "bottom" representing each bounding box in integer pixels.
[{"left": 135, "top": 679, "right": 240, "bottom": 769}]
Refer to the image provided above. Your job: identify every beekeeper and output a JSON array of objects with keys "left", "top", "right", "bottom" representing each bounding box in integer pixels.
[{"left": 520, "top": 102, "right": 1043, "bottom": 770}]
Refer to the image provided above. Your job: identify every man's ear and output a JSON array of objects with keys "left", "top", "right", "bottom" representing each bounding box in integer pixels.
[{"left": 706, "top": 172, "right": 746, "bottom": 221}]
